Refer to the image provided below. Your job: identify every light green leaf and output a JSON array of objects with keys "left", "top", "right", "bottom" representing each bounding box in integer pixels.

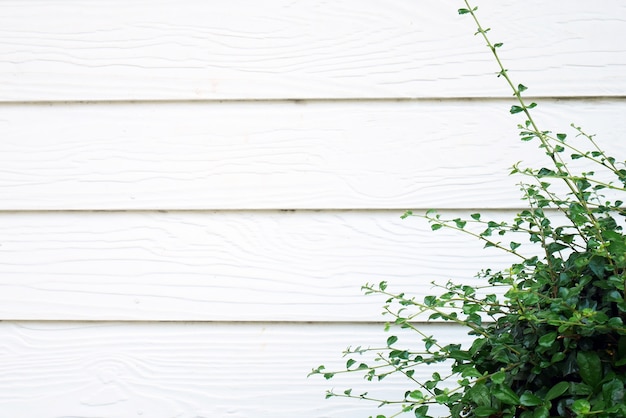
[{"left": 571, "top": 399, "right": 591, "bottom": 414}]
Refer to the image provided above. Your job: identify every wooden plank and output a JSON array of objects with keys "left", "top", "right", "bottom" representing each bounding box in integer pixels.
[
  {"left": 0, "top": 210, "right": 521, "bottom": 321},
  {"left": 0, "top": 321, "right": 471, "bottom": 418},
  {"left": 0, "top": 0, "right": 624, "bottom": 101},
  {"left": 2, "top": 99, "right": 624, "bottom": 210}
]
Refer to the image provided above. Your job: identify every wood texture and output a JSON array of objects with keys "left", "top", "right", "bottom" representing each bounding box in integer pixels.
[
  {"left": 0, "top": 0, "right": 624, "bottom": 100},
  {"left": 0, "top": 321, "right": 470, "bottom": 418},
  {"left": 0, "top": 210, "right": 521, "bottom": 321},
  {"left": 2, "top": 99, "right": 625, "bottom": 210}
]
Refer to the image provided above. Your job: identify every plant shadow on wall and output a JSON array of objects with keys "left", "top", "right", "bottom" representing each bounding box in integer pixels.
[{"left": 309, "top": 2, "right": 626, "bottom": 418}]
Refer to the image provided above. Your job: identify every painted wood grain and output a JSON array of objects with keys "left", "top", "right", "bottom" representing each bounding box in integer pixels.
[
  {"left": 0, "top": 321, "right": 470, "bottom": 418},
  {"left": 0, "top": 210, "right": 523, "bottom": 321},
  {"left": 0, "top": 0, "right": 624, "bottom": 100},
  {"left": 2, "top": 99, "right": 624, "bottom": 210}
]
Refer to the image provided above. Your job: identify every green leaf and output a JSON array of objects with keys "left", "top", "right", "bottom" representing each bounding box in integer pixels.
[
  {"left": 518, "top": 84, "right": 527, "bottom": 92},
  {"left": 556, "top": 133, "right": 567, "bottom": 140},
  {"left": 414, "top": 405, "right": 429, "bottom": 418},
  {"left": 491, "top": 370, "right": 506, "bottom": 384},
  {"left": 424, "top": 295, "right": 437, "bottom": 306},
  {"left": 538, "top": 331, "right": 557, "bottom": 348},
  {"left": 510, "top": 105, "right": 524, "bottom": 114},
  {"left": 346, "top": 359, "right": 356, "bottom": 368},
  {"left": 533, "top": 406, "right": 550, "bottom": 418},
  {"left": 434, "top": 393, "right": 449, "bottom": 403},
  {"left": 493, "top": 385, "right": 521, "bottom": 405},
  {"left": 520, "top": 392, "right": 544, "bottom": 407},
  {"left": 408, "top": 390, "right": 424, "bottom": 400},
  {"left": 545, "top": 381, "right": 569, "bottom": 401},
  {"left": 453, "top": 218, "right": 467, "bottom": 228},
  {"left": 494, "top": 42, "right": 503, "bottom": 48},
  {"left": 431, "top": 223, "right": 443, "bottom": 231},
  {"left": 602, "top": 379, "right": 625, "bottom": 406},
  {"left": 458, "top": 8, "right": 471, "bottom": 14},
  {"left": 588, "top": 256, "right": 606, "bottom": 278},
  {"left": 386, "top": 336, "right": 398, "bottom": 346},
  {"left": 577, "top": 351, "right": 602, "bottom": 389},
  {"left": 471, "top": 213, "right": 481, "bottom": 220},
  {"left": 571, "top": 399, "right": 591, "bottom": 415},
  {"left": 510, "top": 241, "right": 521, "bottom": 251},
  {"left": 474, "top": 406, "right": 498, "bottom": 417}
]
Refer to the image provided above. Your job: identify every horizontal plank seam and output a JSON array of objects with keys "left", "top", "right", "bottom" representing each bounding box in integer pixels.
[
  {"left": 0, "top": 96, "right": 624, "bottom": 106},
  {"left": 0, "top": 208, "right": 561, "bottom": 214},
  {"left": 0, "top": 319, "right": 474, "bottom": 326}
]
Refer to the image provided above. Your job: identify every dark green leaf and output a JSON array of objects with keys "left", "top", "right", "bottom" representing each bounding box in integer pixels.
[
  {"left": 577, "top": 351, "right": 602, "bottom": 388},
  {"left": 518, "top": 84, "right": 527, "bottom": 92},
  {"left": 588, "top": 256, "right": 606, "bottom": 278},
  {"left": 545, "top": 381, "right": 569, "bottom": 401},
  {"left": 458, "top": 8, "right": 471, "bottom": 14},
  {"left": 520, "top": 392, "right": 544, "bottom": 407},
  {"left": 533, "top": 406, "right": 550, "bottom": 418},
  {"left": 474, "top": 406, "right": 498, "bottom": 417},
  {"left": 414, "top": 405, "right": 429, "bottom": 418},
  {"left": 602, "top": 379, "right": 625, "bottom": 406},
  {"left": 386, "top": 336, "right": 398, "bottom": 346},
  {"left": 510, "top": 105, "right": 524, "bottom": 114},
  {"left": 357, "top": 363, "right": 369, "bottom": 370}
]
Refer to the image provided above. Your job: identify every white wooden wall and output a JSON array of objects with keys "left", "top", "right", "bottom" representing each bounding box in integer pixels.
[{"left": 1, "top": 1, "right": 625, "bottom": 417}]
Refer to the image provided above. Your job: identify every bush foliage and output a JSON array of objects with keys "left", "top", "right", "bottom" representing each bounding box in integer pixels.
[{"left": 310, "top": 2, "right": 626, "bottom": 417}]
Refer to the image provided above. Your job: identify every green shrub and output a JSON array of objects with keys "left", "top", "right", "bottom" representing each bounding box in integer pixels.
[{"left": 309, "top": 2, "right": 626, "bottom": 417}]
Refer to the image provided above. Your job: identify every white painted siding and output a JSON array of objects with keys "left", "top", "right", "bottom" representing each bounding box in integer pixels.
[
  {"left": 0, "top": 1, "right": 625, "bottom": 100},
  {"left": 2, "top": 100, "right": 625, "bottom": 210},
  {"left": 1, "top": 1, "right": 624, "bottom": 417}
]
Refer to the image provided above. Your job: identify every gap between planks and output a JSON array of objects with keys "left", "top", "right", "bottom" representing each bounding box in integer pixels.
[{"left": 0, "top": 96, "right": 624, "bottom": 107}]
